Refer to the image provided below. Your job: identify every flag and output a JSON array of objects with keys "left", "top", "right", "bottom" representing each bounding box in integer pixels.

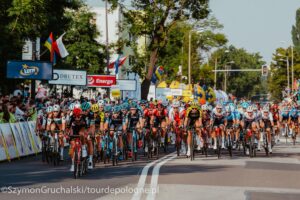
[
  {"left": 151, "top": 66, "right": 157, "bottom": 84},
  {"left": 108, "top": 56, "right": 127, "bottom": 69},
  {"left": 155, "top": 66, "right": 164, "bottom": 80},
  {"left": 114, "top": 55, "right": 121, "bottom": 74},
  {"left": 44, "top": 32, "right": 56, "bottom": 64},
  {"left": 54, "top": 33, "right": 69, "bottom": 58}
]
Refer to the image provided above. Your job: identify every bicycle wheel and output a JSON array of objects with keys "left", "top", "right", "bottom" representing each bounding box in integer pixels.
[
  {"left": 74, "top": 148, "right": 79, "bottom": 179},
  {"left": 264, "top": 133, "right": 269, "bottom": 157},
  {"left": 227, "top": 134, "right": 232, "bottom": 157},
  {"left": 217, "top": 136, "right": 221, "bottom": 159}
]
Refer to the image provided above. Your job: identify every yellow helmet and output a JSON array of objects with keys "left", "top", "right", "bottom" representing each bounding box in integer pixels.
[{"left": 91, "top": 103, "right": 99, "bottom": 113}]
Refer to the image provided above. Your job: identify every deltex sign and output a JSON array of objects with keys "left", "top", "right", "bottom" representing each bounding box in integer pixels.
[
  {"left": 49, "top": 69, "right": 87, "bottom": 86},
  {"left": 87, "top": 75, "right": 116, "bottom": 87}
]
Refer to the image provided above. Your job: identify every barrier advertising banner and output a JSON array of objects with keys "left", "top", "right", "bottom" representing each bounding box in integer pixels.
[
  {"left": 27, "top": 121, "right": 42, "bottom": 152},
  {"left": 49, "top": 69, "right": 87, "bottom": 86},
  {"left": 10, "top": 123, "right": 27, "bottom": 157},
  {"left": 18, "top": 122, "right": 35, "bottom": 155},
  {"left": 0, "top": 129, "right": 8, "bottom": 161},
  {"left": 7, "top": 60, "right": 53, "bottom": 80},
  {"left": 0, "top": 124, "right": 18, "bottom": 160},
  {"left": 87, "top": 75, "right": 116, "bottom": 87},
  {"left": 116, "top": 80, "right": 137, "bottom": 91}
]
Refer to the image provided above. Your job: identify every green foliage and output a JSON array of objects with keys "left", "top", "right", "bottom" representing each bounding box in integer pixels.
[
  {"left": 60, "top": 6, "right": 105, "bottom": 74},
  {"left": 292, "top": 8, "right": 300, "bottom": 53},
  {"left": 210, "top": 46, "right": 266, "bottom": 98},
  {"left": 268, "top": 47, "right": 300, "bottom": 100}
]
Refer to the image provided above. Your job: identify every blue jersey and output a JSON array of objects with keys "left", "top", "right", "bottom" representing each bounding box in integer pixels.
[{"left": 289, "top": 110, "right": 299, "bottom": 120}]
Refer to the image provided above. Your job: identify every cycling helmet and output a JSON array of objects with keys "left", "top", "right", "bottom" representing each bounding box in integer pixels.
[
  {"left": 225, "top": 106, "right": 231, "bottom": 112},
  {"left": 253, "top": 104, "right": 258, "bottom": 111},
  {"left": 112, "top": 106, "right": 121, "bottom": 113},
  {"left": 97, "top": 100, "right": 104, "bottom": 107},
  {"left": 46, "top": 106, "right": 53, "bottom": 113},
  {"left": 162, "top": 100, "right": 169, "bottom": 107},
  {"left": 190, "top": 101, "right": 198, "bottom": 107},
  {"left": 149, "top": 102, "right": 155, "bottom": 109},
  {"left": 216, "top": 104, "right": 222, "bottom": 109},
  {"left": 91, "top": 103, "right": 99, "bottom": 113},
  {"left": 247, "top": 106, "right": 253, "bottom": 112},
  {"left": 69, "top": 103, "right": 75, "bottom": 111},
  {"left": 242, "top": 102, "right": 249, "bottom": 109},
  {"left": 130, "top": 102, "right": 137, "bottom": 109},
  {"left": 53, "top": 104, "right": 60, "bottom": 112},
  {"left": 201, "top": 104, "right": 208, "bottom": 111},
  {"left": 74, "top": 103, "right": 81, "bottom": 109},
  {"left": 104, "top": 105, "right": 112, "bottom": 113},
  {"left": 73, "top": 107, "right": 82, "bottom": 117},
  {"left": 172, "top": 101, "right": 180, "bottom": 108},
  {"left": 81, "top": 102, "right": 91, "bottom": 111}
]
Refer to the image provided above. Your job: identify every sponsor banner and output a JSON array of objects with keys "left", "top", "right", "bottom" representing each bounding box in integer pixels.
[
  {"left": 27, "top": 121, "right": 42, "bottom": 152},
  {"left": 7, "top": 60, "right": 53, "bottom": 80},
  {"left": 49, "top": 69, "right": 87, "bottom": 86},
  {"left": 87, "top": 75, "right": 116, "bottom": 87},
  {"left": 116, "top": 80, "right": 137, "bottom": 91},
  {"left": 111, "top": 85, "right": 121, "bottom": 98},
  {"left": 10, "top": 123, "right": 27, "bottom": 157},
  {"left": 182, "top": 90, "right": 192, "bottom": 97},
  {"left": 156, "top": 88, "right": 171, "bottom": 101},
  {"left": 171, "top": 88, "right": 183, "bottom": 96},
  {"left": 148, "top": 85, "right": 156, "bottom": 101},
  {"left": 0, "top": 124, "right": 18, "bottom": 160},
  {"left": 0, "top": 129, "right": 8, "bottom": 161},
  {"left": 18, "top": 122, "right": 35, "bottom": 155}
]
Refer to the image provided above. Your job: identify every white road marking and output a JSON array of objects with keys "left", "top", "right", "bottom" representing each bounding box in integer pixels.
[
  {"left": 131, "top": 153, "right": 175, "bottom": 200},
  {"left": 146, "top": 153, "right": 177, "bottom": 200}
]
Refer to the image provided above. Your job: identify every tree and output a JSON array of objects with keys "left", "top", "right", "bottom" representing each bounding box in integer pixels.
[
  {"left": 268, "top": 47, "right": 300, "bottom": 100},
  {"left": 112, "top": 0, "right": 210, "bottom": 99},
  {"left": 0, "top": 0, "right": 84, "bottom": 93},
  {"left": 210, "top": 46, "right": 266, "bottom": 98},
  {"left": 292, "top": 8, "right": 300, "bottom": 53},
  {"left": 155, "top": 19, "right": 227, "bottom": 84},
  {"left": 60, "top": 6, "right": 105, "bottom": 74}
]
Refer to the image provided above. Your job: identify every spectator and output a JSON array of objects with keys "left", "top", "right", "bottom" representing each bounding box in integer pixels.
[
  {"left": 14, "top": 99, "right": 26, "bottom": 121},
  {"left": 0, "top": 103, "right": 16, "bottom": 123}
]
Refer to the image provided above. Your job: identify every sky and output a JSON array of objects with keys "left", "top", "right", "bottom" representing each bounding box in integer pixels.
[
  {"left": 209, "top": 0, "right": 300, "bottom": 64},
  {"left": 85, "top": 0, "right": 300, "bottom": 64}
]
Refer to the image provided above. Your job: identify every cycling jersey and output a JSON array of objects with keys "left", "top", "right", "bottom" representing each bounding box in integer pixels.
[
  {"left": 127, "top": 112, "right": 140, "bottom": 128},
  {"left": 211, "top": 108, "right": 225, "bottom": 126}
]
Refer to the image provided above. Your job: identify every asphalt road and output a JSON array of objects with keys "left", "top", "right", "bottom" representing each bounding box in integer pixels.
[{"left": 1, "top": 136, "right": 300, "bottom": 200}]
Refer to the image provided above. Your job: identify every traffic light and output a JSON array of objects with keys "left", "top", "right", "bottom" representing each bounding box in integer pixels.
[{"left": 262, "top": 65, "right": 268, "bottom": 76}]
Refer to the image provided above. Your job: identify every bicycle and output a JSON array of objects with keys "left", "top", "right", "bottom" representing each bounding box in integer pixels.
[
  {"left": 188, "top": 126, "right": 197, "bottom": 161},
  {"left": 70, "top": 135, "right": 88, "bottom": 179},
  {"left": 225, "top": 126, "right": 233, "bottom": 157},
  {"left": 201, "top": 125, "right": 210, "bottom": 158},
  {"left": 261, "top": 127, "right": 269, "bottom": 157},
  {"left": 214, "top": 126, "right": 222, "bottom": 159},
  {"left": 48, "top": 130, "right": 61, "bottom": 166}
]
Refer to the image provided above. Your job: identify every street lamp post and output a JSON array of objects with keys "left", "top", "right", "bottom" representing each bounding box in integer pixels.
[
  {"left": 105, "top": 0, "right": 110, "bottom": 75},
  {"left": 188, "top": 32, "right": 191, "bottom": 85},
  {"left": 214, "top": 57, "right": 217, "bottom": 89}
]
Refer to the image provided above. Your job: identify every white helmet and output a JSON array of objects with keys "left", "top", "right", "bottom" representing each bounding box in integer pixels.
[
  {"left": 172, "top": 101, "right": 180, "bottom": 108},
  {"left": 46, "top": 106, "right": 53, "bottom": 113},
  {"left": 53, "top": 104, "right": 60, "bottom": 112},
  {"left": 216, "top": 104, "right": 222, "bottom": 109},
  {"left": 262, "top": 106, "right": 269, "bottom": 112},
  {"left": 253, "top": 104, "right": 258, "bottom": 111},
  {"left": 69, "top": 103, "right": 75, "bottom": 111},
  {"left": 201, "top": 104, "right": 208, "bottom": 111},
  {"left": 225, "top": 106, "right": 231, "bottom": 112},
  {"left": 74, "top": 103, "right": 81, "bottom": 109},
  {"left": 97, "top": 100, "right": 104, "bottom": 106},
  {"left": 247, "top": 106, "right": 253, "bottom": 112}
]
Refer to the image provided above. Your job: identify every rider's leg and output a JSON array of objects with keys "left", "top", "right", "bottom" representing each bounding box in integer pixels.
[
  {"left": 69, "top": 140, "right": 75, "bottom": 171},
  {"left": 221, "top": 125, "right": 225, "bottom": 149},
  {"left": 187, "top": 131, "right": 192, "bottom": 156},
  {"left": 160, "top": 120, "right": 167, "bottom": 144},
  {"left": 266, "top": 127, "right": 272, "bottom": 152}
]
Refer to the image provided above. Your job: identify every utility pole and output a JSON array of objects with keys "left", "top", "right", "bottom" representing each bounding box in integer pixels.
[{"left": 188, "top": 32, "right": 191, "bottom": 85}]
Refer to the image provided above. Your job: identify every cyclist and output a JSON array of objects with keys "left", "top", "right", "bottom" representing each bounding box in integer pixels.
[
  {"left": 48, "top": 104, "right": 66, "bottom": 161},
  {"left": 184, "top": 101, "right": 202, "bottom": 157},
  {"left": 288, "top": 107, "right": 299, "bottom": 139},
  {"left": 125, "top": 102, "right": 143, "bottom": 156},
  {"left": 81, "top": 101, "right": 94, "bottom": 169},
  {"left": 260, "top": 106, "right": 274, "bottom": 153},
  {"left": 156, "top": 100, "right": 169, "bottom": 146},
  {"left": 210, "top": 104, "right": 226, "bottom": 150},
  {"left": 241, "top": 106, "right": 258, "bottom": 155}
]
